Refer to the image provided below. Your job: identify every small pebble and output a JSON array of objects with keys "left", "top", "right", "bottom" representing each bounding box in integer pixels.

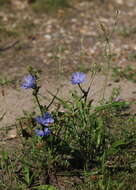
[{"left": 44, "top": 34, "right": 52, "bottom": 40}]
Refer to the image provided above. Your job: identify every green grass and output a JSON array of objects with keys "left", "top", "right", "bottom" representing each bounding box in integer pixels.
[
  {"left": 112, "top": 65, "right": 136, "bottom": 83},
  {"left": 31, "top": 0, "right": 69, "bottom": 13},
  {"left": 0, "top": 68, "right": 136, "bottom": 190},
  {"left": 0, "top": 0, "right": 10, "bottom": 7},
  {"left": 0, "top": 26, "right": 19, "bottom": 39},
  {"left": 127, "top": 52, "right": 136, "bottom": 62},
  {"left": 118, "top": 25, "right": 136, "bottom": 38},
  {"left": 0, "top": 76, "right": 12, "bottom": 86}
]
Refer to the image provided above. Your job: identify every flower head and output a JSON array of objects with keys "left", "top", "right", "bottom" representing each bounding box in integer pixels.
[
  {"left": 44, "top": 128, "right": 51, "bottom": 135},
  {"left": 21, "top": 75, "right": 36, "bottom": 89},
  {"left": 35, "top": 127, "right": 50, "bottom": 137},
  {"left": 71, "top": 72, "right": 86, "bottom": 85},
  {"left": 34, "top": 112, "right": 54, "bottom": 126}
]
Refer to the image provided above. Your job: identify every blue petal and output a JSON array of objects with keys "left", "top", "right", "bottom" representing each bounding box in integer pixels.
[
  {"left": 35, "top": 129, "right": 44, "bottom": 137},
  {"left": 44, "top": 128, "right": 50, "bottom": 135},
  {"left": 43, "top": 112, "right": 54, "bottom": 124},
  {"left": 34, "top": 112, "right": 54, "bottom": 126},
  {"left": 71, "top": 72, "right": 86, "bottom": 85},
  {"left": 21, "top": 75, "right": 36, "bottom": 89}
]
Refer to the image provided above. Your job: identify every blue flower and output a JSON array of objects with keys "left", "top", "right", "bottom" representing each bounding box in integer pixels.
[
  {"left": 44, "top": 128, "right": 51, "bottom": 135},
  {"left": 35, "top": 129, "right": 44, "bottom": 137},
  {"left": 21, "top": 75, "right": 36, "bottom": 89},
  {"left": 71, "top": 72, "right": 86, "bottom": 85},
  {"left": 35, "top": 128, "right": 50, "bottom": 137},
  {"left": 34, "top": 112, "right": 54, "bottom": 126}
]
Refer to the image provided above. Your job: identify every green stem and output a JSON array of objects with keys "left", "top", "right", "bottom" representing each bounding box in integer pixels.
[
  {"left": 78, "top": 83, "right": 85, "bottom": 94},
  {"left": 33, "top": 91, "right": 43, "bottom": 115},
  {"left": 78, "top": 84, "right": 88, "bottom": 103}
]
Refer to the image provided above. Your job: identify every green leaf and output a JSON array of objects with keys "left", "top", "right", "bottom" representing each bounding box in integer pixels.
[
  {"left": 111, "top": 140, "right": 126, "bottom": 148},
  {"left": 23, "top": 166, "right": 30, "bottom": 185},
  {"left": 95, "top": 101, "right": 129, "bottom": 112},
  {"left": 107, "top": 140, "right": 126, "bottom": 155}
]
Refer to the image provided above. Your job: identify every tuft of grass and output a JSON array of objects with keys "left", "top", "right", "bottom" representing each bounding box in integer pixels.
[
  {"left": 31, "top": 0, "right": 69, "bottom": 13},
  {"left": 0, "top": 27, "right": 19, "bottom": 39},
  {"left": 112, "top": 65, "right": 136, "bottom": 83},
  {"left": 0, "top": 76, "right": 12, "bottom": 86},
  {"left": 118, "top": 25, "right": 136, "bottom": 38},
  {"left": 0, "top": 0, "right": 10, "bottom": 7},
  {"left": 127, "top": 51, "right": 136, "bottom": 62}
]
